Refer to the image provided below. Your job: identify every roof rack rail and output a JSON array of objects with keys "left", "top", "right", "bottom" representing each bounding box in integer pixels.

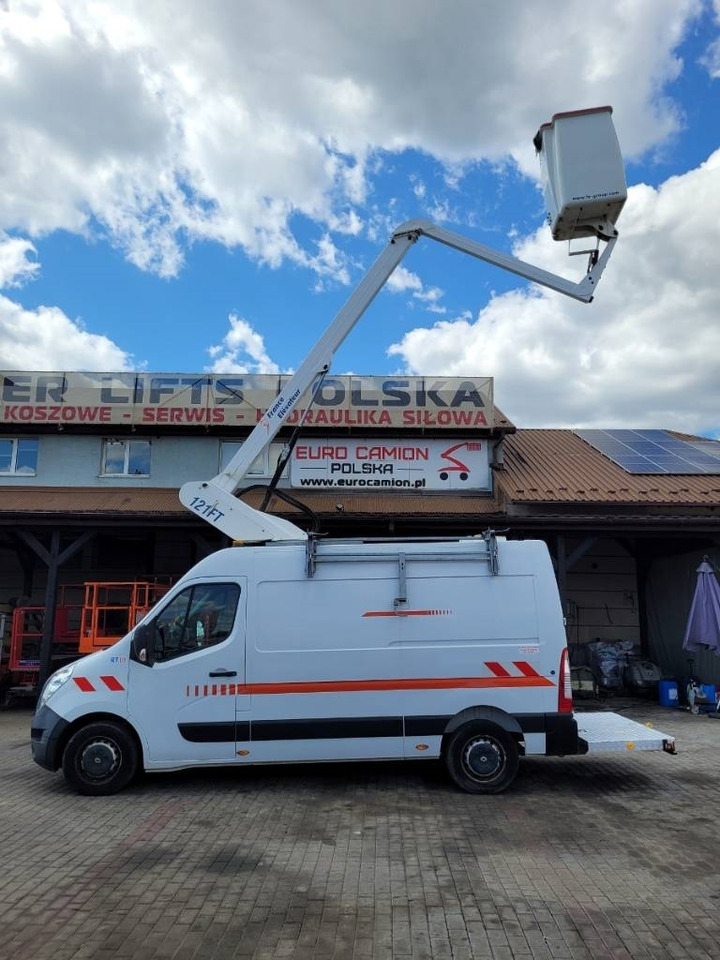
[{"left": 305, "top": 529, "right": 500, "bottom": 579}]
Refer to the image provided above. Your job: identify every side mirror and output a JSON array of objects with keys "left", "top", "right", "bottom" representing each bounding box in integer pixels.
[{"left": 131, "top": 622, "right": 155, "bottom": 666}]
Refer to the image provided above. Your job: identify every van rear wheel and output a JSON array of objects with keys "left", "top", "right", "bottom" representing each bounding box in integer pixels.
[
  {"left": 63, "top": 722, "right": 138, "bottom": 796},
  {"left": 445, "top": 722, "right": 519, "bottom": 794}
]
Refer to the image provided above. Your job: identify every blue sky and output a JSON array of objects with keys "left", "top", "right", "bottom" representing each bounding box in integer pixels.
[{"left": 1, "top": 0, "right": 720, "bottom": 435}]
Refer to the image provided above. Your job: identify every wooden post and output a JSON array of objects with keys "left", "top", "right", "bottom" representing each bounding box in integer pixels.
[{"left": 17, "top": 530, "right": 95, "bottom": 691}]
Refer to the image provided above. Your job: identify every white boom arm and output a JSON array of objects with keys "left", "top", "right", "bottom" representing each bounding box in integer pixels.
[{"left": 180, "top": 218, "right": 618, "bottom": 541}]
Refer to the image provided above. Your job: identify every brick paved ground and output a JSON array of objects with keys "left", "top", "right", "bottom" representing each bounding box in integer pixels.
[{"left": 1, "top": 703, "right": 719, "bottom": 959}]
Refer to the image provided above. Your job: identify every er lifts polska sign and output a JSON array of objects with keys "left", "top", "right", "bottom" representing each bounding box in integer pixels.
[{"left": 1, "top": 372, "right": 494, "bottom": 491}]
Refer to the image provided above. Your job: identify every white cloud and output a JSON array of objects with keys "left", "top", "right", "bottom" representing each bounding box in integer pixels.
[
  {"left": 387, "top": 265, "right": 446, "bottom": 314},
  {"left": 703, "top": 0, "right": 720, "bottom": 76},
  {"left": 0, "top": 0, "right": 708, "bottom": 277},
  {"left": 0, "top": 234, "right": 39, "bottom": 288},
  {"left": 702, "top": 38, "right": 720, "bottom": 76},
  {"left": 413, "top": 285, "right": 446, "bottom": 314},
  {"left": 0, "top": 232, "right": 133, "bottom": 369},
  {"left": 308, "top": 234, "right": 352, "bottom": 290},
  {"left": 0, "top": 295, "right": 133, "bottom": 370},
  {"left": 206, "top": 314, "right": 282, "bottom": 374},
  {"left": 386, "top": 266, "right": 423, "bottom": 294},
  {"left": 388, "top": 150, "right": 720, "bottom": 435}
]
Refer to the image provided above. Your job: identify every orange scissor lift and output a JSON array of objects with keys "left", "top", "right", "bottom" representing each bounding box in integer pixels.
[
  {"left": 1, "top": 586, "right": 84, "bottom": 706},
  {"left": 0, "top": 579, "right": 171, "bottom": 706},
  {"left": 79, "top": 580, "right": 171, "bottom": 654}
]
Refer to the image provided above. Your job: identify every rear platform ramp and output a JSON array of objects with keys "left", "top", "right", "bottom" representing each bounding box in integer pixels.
[{"left": 576, "top": 711, "right": 676, "bottom": 754}]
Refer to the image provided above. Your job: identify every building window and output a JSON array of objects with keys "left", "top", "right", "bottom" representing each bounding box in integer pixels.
[
  {"left": 0, "top": 438, "right": 39, "bottom": 475},
  {"left": 101, "top": 439, "right": 151, "bottom": 477},
  {"left": 220, "top": 441, "right": 289, "bottom": 480}
]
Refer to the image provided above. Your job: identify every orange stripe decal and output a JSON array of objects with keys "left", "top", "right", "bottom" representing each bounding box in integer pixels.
[
  {"left": 485, "top": 662, "right": 511, "bottom": 678},
  {"left": 514, "top": 661, "right": 542, "bottom": 677},
  {"left": 245, "top": 676, "right": 554, "bottom": 694},
  {"left": 184, "top": 659, "right": 553, "bottom": 698},
  {"left": 184, "top": 675, "right": 554, "bottom": 696}
]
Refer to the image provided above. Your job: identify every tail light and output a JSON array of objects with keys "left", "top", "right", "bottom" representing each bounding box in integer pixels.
[{"left": 558, "top": 647, "right": 573, "bottom": 713}]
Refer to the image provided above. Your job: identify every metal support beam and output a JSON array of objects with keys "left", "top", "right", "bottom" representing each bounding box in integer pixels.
[
  {"left": 8, "top": 532, "right": 37, "bottom": 600},
  {"left": 39, "top": 531, "right": 61, "bottom": 693},
  {"left": 555, "top": 535, "right": 567, "bottom": 608},
  {"left": 634, "top": 546, "right": 651, "bottom": 658},
  {"left": 17, "top": 530, "right": 95, "bottom": 690},
  {"left": 565, "top": 537, "right": 597, "bottom": 572}
]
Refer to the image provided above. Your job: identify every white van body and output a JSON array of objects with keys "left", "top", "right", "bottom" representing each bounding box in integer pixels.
[
  {"left": 31, "top": 535, "right": 675, "bottom": 795},
  {"left": 31, "top": 536, "right": 585, "bottom": 793}
]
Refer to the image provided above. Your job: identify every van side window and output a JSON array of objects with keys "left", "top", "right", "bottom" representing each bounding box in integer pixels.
[{"left": 151, "top": 583, "right": 240, "bottom": 663}]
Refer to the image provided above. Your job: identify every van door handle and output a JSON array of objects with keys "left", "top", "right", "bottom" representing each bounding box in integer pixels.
[{"left": 208, "top": 669, "right": 237, "bottom": 677}]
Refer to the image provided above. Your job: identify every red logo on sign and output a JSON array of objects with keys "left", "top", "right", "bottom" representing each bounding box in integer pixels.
[{"left": 438, "top": 441, "right": 481, "bottom": 480}]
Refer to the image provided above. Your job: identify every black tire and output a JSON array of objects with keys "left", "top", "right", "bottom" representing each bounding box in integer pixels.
[
  {"left": 62, "top": 722, "right": 139, "bottom": 796},
  {"left": 445, "top": 722, "right": 519, "bottom": 794}
]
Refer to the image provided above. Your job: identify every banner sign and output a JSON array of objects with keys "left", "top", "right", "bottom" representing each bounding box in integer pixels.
[
  {"left": 0, "top": 373, "right": 494, "bottom": 430},
  {"left": 290, "top": 439, "right": 491, "bottom": 491}
]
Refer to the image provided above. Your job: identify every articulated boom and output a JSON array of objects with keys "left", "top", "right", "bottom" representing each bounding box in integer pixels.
[{"left": 179, "top": 217, "right": 618, "bottom": 544}]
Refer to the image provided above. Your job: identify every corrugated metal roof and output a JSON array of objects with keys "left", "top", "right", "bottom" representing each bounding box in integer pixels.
[
  {"left": 493, "top": 406, "right": 515, "bottom": 431},
  {"left": 0, "top": 487, "right": 186, "bottom": 516},
  {"left": 0, "top": 486, "right": 501, "bottom": 519},
  {"left": 498, "top": 430, "right": 720, "bottom": 504},
  {"left": 252, "top": 490, "right": 502, "bottom": 517}
]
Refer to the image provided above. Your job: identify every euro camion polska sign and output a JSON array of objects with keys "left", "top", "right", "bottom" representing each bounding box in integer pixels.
[
  {"left": 290, "top": 439, "right": 492, "bottom": 491},
  {"left": 0, "top": 373, "right": 493, "bottom": 430}
]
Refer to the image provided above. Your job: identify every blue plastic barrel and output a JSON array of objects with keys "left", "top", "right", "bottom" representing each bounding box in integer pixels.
[{"left": 658, "top": 680, "right": 678, "bottom": 707}]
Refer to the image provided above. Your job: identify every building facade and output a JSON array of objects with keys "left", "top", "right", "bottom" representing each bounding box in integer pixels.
[{"left": 1, "top": 370, "right": 719, "bottom": 690}]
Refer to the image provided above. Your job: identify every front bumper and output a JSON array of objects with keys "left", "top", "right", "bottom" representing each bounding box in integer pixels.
[{"left": 30, "top": 704, "right": 69, "bottom": 771}]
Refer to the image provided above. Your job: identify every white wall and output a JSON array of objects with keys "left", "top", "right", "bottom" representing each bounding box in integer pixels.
[{"left": 0, "top": 434, "right": 223, "bottom": 488}]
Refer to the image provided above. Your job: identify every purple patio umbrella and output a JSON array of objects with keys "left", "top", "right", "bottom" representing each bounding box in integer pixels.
[{"left": 683, "top": 557, "right": 720, "bottom": 656}]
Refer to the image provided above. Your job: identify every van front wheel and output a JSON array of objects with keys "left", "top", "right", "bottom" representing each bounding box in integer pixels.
[
  {"left": 445, "top": 722, "right": 519, "bottom": 794},
  {"left": 63, "top": 722, "right": 139, "bottom": 796}
]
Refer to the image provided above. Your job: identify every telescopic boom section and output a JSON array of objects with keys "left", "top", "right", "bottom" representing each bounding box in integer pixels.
[
  {"left": 178, "top": 227, "right": 420, "bottom": 543},
  {"left": 179, "top": 217, "right": 619, "bottom": 543}
]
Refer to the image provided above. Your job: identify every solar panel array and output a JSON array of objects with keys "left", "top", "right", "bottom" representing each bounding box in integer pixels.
[{"left": 574, "top": 429, "right": 720, "bottom": 475}]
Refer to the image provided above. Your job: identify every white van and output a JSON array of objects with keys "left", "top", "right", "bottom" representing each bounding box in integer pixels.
[{"left": 30, "top": 535, "right": 674, "bottom": 795}]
